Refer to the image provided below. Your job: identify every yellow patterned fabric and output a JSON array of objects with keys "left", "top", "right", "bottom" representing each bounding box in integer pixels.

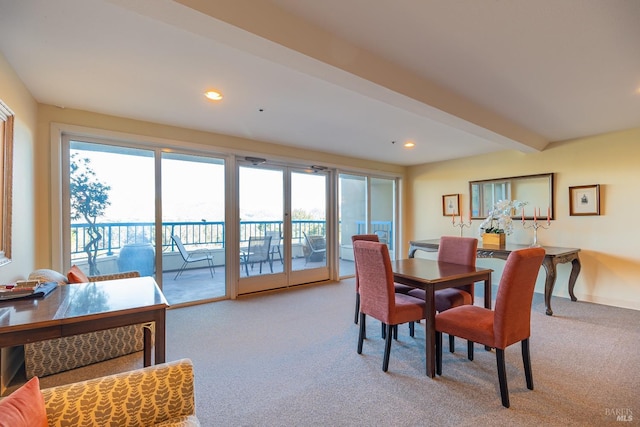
[
  {"left": 24, "top": 271, "right": 145, "bottom": 378},
  {"left": 41, "top": 359, "right": 199, "bottom": 427}
]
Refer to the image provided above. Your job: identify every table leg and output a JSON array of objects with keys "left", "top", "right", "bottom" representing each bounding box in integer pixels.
[
  {"left": 568, "top": 256, "right": 581, "bottom": 302},
  {"left": 425, "top": 288, "right": 436, "bottom": 378},
  {"left": 541, "top": 258, "right": 557, "bottom": 316},
  {"left": 155, "top": 309, "right": 166, "bottom": 364},
  {"left": 143, "top": 324, "right": 152, "bottom": 367}
]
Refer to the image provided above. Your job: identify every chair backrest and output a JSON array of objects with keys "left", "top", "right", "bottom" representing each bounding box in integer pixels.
[
  {"left": 373, "top": 230, "right": 388, "bottom": 244},
  {"left": 303, "top": 231, "right": 325, "bottom": 251},
  {"left": 248, "top": 235, "right": 272, "bottom": 262},
  {"left": 266, "top": 231, "right": 281, "bottom": 247},
  {"left": 172, "top": 235, "right": 189, "bottom": 261},
  {"left": 493, "top": 247, "right": 546, "bottom": 348},
  {"left": 351, "top": 234, "right": 379, "bottom": 292},
  {"left": 438, "top": 236, "right": 478, "bottom": 266},
  {"left": 438, "top": 236, "right": 479, "bottom": 296},
  {"left": 352, "top": 240, "right": 395, "bottom": 324}
]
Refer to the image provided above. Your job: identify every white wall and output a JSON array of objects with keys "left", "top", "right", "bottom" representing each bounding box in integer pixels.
[{"left": 406, "top": 129, "right": 640, "bottom": 310}]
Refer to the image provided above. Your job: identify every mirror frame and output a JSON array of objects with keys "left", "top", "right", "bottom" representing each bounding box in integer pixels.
[
  {"left": 469, "top": 173, "right": 554, "bottom": 220},
  {"left": 0, "top": 99, "right": 13, "bottom": 267}
]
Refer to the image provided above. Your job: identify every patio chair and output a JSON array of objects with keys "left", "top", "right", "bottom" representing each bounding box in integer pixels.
[
  {"left": 267, "top": 231, "right": 283, "bottom": 265},
  {"left": 302, "top": 231, "right": 326, "bottom": 264},
  {"left": 241, "top": 235, "right": 273, "bottom": 276},
  {"left": 172, "top": 235, "right": 215, "bottom": 280}
]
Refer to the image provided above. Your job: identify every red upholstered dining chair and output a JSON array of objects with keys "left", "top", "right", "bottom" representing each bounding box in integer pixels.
[
  {"left": 408, "top": 236, "right": 478, "bottom": 355},
  {"left": 352, "top": 234, "right": 414, "bottom": 339},
  {"left": 353, "top": 240, "right": 426, "bottom": 372},
  {"left": 435, "top": 247, "right": 545, "bottom": 408}
]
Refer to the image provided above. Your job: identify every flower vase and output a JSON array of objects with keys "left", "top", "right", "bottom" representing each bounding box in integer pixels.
[{"left": 482, "top": 233, "right": 506, "bottom": 247}]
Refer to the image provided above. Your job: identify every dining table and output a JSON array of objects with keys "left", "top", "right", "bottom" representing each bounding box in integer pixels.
[{"left": 390, "top": 258, "right": 493, "bottom": 378}]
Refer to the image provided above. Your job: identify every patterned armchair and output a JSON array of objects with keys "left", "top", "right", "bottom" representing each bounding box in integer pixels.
[
  {"left": 41, "top": 359, "right": 199, "bottom": 426},
  {"left": 24, "top": 270, "right": 145, "bottom": 378}
]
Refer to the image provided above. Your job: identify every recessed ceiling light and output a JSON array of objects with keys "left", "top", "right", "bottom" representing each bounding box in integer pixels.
[
  {"left": 404, "top": 141, "right": 415, "bottom": 148},
  {"left": 204, "top": 90, "right": 223, "bottom": 101}
]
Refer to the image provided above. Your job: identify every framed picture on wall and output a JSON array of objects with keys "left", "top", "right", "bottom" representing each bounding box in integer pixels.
[
  {"left": 569, "top": 184, "right": 600, "bottom": 216},
  {"left": 442, "top": 194, "right": 459, "bottom": 216}
]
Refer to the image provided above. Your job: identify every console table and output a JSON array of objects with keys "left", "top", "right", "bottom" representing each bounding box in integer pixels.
[{"left": 408, "top": 239, "right": 581, "bottom": 316}]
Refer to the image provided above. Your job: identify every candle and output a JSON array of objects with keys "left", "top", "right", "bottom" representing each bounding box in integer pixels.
[
  {"left": 452, "top": 213, "right": 455, "bottom": 224},
  {"left": 459, "top": 211, "right": 462, "bottom": 224},
  {"left": 533, "top": 208, "right": 537, "bottom": 222},
  {"left": 547, "top": 206, "right": 551, "bottom": 225},
  {"left": 521, "top": 207, "right": 525, "bottom": 222}
]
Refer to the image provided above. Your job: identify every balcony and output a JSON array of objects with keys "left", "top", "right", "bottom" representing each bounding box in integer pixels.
[{"left": 71, "top": 220, "right": 392, "bottom": 305}]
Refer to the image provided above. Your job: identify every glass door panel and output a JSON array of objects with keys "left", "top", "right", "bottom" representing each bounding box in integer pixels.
[
  {"left": 68, "top": 141, "right": 155, "bottom": 279},
  {"left": 238, "top": 165, "right": 285, "bottom": 294},
  {"left": 370, "top": 177, "right": 396, "bottom": 259},
  {"left": 290, "top": 170, "right": 328, "bottom": 282},
  {"left": 338, "top": 174, "right": 367, "bottom": 276},
  {"left": 161, "top": 152, "right": 225, "bottom": 305}
]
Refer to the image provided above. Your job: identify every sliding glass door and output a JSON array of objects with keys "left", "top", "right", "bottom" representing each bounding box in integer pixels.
[
  {"left": 67, "top": 140, "right": 155, "bottom": 279},
  {"left": 238, "top": 163, "right": 329, "bottom": 294},
  {"left": 338, "top": 173, "right": 397, "bottom": 277},
  {"left": 161, "top": 152, "right": 226, "bottom": 304}
]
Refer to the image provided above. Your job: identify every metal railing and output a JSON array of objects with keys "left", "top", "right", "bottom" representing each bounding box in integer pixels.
[{"left": 70, "top": 220, "right": 328, "bottom": 259}]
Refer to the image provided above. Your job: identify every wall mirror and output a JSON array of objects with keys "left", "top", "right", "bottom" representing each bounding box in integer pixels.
[
  {"left": 469, "top": 173, "right": 554, "bottom": 220},
  {"left": 0, "top": 99, "right": 13, "bottom": 267}
]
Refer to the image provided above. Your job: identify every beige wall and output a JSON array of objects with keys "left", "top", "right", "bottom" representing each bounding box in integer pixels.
[
  {"left": 0, "top": 53, "right": 38, "bottom": 393},
  {"left": 406, "top": 128, "right": 640, "bottom": 310},
  {"left": 0, "top": 54, "right": 38, "bottom": 283}
]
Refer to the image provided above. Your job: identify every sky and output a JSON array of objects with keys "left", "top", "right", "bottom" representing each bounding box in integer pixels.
[{"left": 71, "top": 146, "right": 326, "bottom": 224}]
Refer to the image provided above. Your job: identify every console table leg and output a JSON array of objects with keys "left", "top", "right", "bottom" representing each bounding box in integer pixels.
[
  {"left": 568, "top": 257, "right": 581, "bottom": 302},
  {"left": 542, "top": 258, "right": 557, "bottom": 316}
]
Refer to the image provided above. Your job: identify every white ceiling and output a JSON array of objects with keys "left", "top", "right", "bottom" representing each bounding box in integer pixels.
[{"left": 0, "top": 0, "right": 638, "bottom": 166}]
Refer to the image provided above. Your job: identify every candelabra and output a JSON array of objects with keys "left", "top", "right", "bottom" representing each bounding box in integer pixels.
[
  {"left": 522, "top": 219, "right": 550, "bottom": 247},
  {"left": 452, "top": 216, "right": 472, "bottom": 237}
]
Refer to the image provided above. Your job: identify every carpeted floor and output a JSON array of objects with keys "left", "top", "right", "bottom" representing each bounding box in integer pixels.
[{"left": 29, "top": 279, "right": 640, "bottom": 426}]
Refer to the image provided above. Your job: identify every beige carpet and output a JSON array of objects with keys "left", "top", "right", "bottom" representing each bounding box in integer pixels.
[{"left": 22, "top": 279, "right": 640, "bottom": 426}]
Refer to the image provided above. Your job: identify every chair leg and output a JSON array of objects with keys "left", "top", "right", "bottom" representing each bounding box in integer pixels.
[
  {"left": 354, "top": 293, "right": 360, "bottom": 325},
  {"left": 393, "top": 324, "right": 398, "bottom": 340},
  {"left": 409, "top": 321, "right": 415, "bottom": 337},
  {"left": 174, "top": 261, "right": 188, "bottom": 280},
  {"left": 467, "top": 340, "right": 474, "bottom": 361},
  {"left": 496, "top": 348, "right": 510, "bottom": 408},
  {"left": 382, "top": 323, "right": 393, "bottom": 372},
  {"left": 357, "top": 313, "right": 366, "bottom": 354},
  {"left": 436, "top": 331, "right": 442, "bottom": 375},
  {"left": 381, "top": 322, "right": 386, "bottom": 339},
  {"left": 522, "top": 338, "right": 534, "bottom": 390},
  {"left": 449, "top": 334, "right": 455, "bottom": 353},
  {"left": 207, "top": 259, "right": 215, "bottom": 277}
]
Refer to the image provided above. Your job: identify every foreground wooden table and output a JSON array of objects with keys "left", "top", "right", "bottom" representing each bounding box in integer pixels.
[
  {"left": 408, "top": 239, "right": 581, "bottom": 315},
  {"left": 0, "top": 276, "right": 168, "bottom": 395},
  {"left": 391, "top": 258, "right": 493, "bottom": 378}
]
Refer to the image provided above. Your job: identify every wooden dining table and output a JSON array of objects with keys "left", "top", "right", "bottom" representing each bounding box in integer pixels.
[{"left": 390, "top": 258, "right": 493, "bottom": 378}]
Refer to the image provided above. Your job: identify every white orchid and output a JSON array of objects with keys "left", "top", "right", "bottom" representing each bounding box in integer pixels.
[{"left": 479, "top": 200, "right": 528, "bottom": 236}]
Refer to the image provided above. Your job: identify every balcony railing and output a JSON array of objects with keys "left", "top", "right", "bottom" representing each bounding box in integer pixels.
[
  {"left": 71, "top": 220, "right": 328, "bottom": 259},
  {"left": 71, "top": 220, "right": 393, "bottom": 260}
]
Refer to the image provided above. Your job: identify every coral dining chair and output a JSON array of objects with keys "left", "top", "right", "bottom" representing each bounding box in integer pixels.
[
  {"left": 353, "top": 240, "right": 426, "bottom": 372},
  {"left": 435, "top": 247, "right": 545, "bottom": 408},
  {"left": 351, "top": 234, "right": 414, "bottom": 340},
  {"left": 408, "top": 236, "right": 478, "bottom": 355}
]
